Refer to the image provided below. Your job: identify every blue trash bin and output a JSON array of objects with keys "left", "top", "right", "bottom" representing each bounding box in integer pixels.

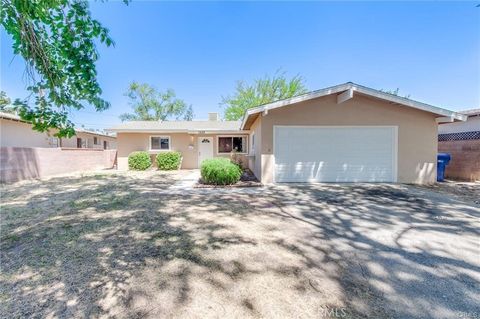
[{"left": 437, "top": 153, "right": 451, "bottom": 182}]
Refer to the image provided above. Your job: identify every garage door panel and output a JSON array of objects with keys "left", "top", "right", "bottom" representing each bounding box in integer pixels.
[{"left": 274, "top": 126, "right": 396, "bottom": 182}]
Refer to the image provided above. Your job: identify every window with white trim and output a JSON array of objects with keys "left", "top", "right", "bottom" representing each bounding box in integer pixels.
[
  {"left": 150, "top": 136, "right": 170, "bottom": 150},
  {"left": 218, "top": 136, "right": 247, "bottom": 153}
]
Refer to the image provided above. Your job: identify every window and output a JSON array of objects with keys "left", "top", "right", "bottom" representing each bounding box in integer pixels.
[
  {"left": 48, "top": 137, "right": 59, "bottom": 148},
  {"left": 94, "top": 137, "right": 99, "bottom": 145},
  {"left": 150, "top": 136, "right": 170, "bottom": 150},
  {"left": 103, "top": 141, "right": 108, "bottom": 149},
  {"left": 218, "top": 136, "right": 247, "bottom": 153}
]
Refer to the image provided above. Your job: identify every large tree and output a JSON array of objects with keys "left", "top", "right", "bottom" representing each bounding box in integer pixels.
[
  {"left": 222, "top": 71, "right": 308, "bottom": 120},
  {"left": 0, "top": 91, "right": 14, "bottom": 113},
  {"left": 120, "top": 82, "right": 194, "bottom": 121},
  {"left": 1, "top": 0, "right": 126, "bottom": 137}
]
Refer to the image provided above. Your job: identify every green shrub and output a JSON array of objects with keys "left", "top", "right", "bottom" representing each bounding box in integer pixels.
[
  {"left": 200, "top": 158, "right": 242, "bottom": 185},
  {"left": 156, "top": 151, "right": 182, "bottom": 170},
  {"left": 230, "top": 149, "right": 244, "bottom": 170},
  {"left": 128, "top": 151, "right": 151, "bottom": 170}
]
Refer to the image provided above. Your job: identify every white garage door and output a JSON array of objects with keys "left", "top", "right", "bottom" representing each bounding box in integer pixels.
[{"left": 274, "top": 126, "right": 397, "bottom": 183}]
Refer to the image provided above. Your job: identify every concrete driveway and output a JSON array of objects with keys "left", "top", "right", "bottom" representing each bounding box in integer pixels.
[
  {"left": 258, "top": 183, "right": 480, "bottom": 319},
  {"left": 1, "top": 171, "right": 479, "bottom": 318}
]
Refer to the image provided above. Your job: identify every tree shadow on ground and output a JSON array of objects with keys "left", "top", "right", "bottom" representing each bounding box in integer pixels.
[
  {"left": 252, "top": 183, "right": 480, "bottom": 319},
  {"left": 1, "top": 173, "right": 263, "bottom": 318},
  {"left": 1, "top": 174, "right": 479, "bottom": 318}
]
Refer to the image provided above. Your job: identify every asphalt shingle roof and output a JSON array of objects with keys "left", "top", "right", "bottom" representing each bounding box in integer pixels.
[{"left": 107, "top": 120, "right": 242, "bottom": 132}]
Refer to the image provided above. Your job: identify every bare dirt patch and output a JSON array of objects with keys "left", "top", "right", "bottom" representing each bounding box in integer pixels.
[
  {"left": 412, "top": 180, "right": 480, "bottom": 206},
  {"left": 1, "top": 173, "right": 479, "bottom": 318}
]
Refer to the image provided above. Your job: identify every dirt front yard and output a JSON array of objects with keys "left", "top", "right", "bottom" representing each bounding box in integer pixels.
[{"left": 1, "top": 171, "right": 479, "bottom": 319}]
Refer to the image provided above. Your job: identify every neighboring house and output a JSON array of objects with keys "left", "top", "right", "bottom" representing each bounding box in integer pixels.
[
  {"left": 438, "top": 109, "right": 480, "bottom": 181},
  {"left": 0, "top": 112, "right": 61, "bottom": 148},
  {"left": 108, "top": 82, "right": 466, "bottom": 184},
  {"left": 62, "top": 129, "right": 117, "bottom": 150},
  {"left": 0, "top": 112, "right": 116, "bottom": 149}
]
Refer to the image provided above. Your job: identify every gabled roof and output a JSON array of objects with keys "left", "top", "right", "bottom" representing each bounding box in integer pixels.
[
  {"left": 0, "top": 111, "right": 27, "bottom": 123},
  {"left": 107, "top": 120, "right": 243, "bottom": 133},
  {"left": 241, "top": 82, "right": 467, "bottom": 129},
  {"left": 0, "top": 111, "right": 115, "bottom": 138},
  {"left": 75, "top": 129, "right": 116, "bottom": 139},
  {"left": 461, "top": 108, "right": 480, "bottom": 116}
]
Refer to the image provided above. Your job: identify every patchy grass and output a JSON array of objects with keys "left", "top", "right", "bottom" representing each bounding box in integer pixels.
[{"left": 1, "top": 171, "right": 479, "bottom": 318}]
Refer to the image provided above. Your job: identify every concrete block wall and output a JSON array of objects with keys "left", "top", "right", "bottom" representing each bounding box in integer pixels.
[
  {"left": 0, "top": 147, "right": 117, "bottom": 183},
  {"left": 438, "top": 139, "right": 480, "bottom": 181}
]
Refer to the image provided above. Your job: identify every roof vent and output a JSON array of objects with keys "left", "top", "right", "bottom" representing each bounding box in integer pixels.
[{"left": 208, "top": 112, "right": 219, "bottom": 121}]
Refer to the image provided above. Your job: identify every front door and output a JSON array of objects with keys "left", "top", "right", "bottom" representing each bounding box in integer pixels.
[{"left": 198, "top": 137, "right": 213, "bottom": 167}]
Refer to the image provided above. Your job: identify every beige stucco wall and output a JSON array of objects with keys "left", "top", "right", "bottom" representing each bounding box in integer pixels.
[
  {"left": 257, "top": 93, "right": 438, "bottom": 184},
  {"left": 0, "top": 118, "right": 59, "bottom": 147},
  {"left": 247, "top": 116, "right": 262, "bottom": 180},
  {"left": 117, "top": 133, "right": 248, "bottom": 170},
  {"left": 1, "top": 147, "right": 116, "bottom": 183}
]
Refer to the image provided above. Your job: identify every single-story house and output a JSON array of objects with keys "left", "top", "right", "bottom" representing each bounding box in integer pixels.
[
  {"left": 108, "top": 82, "right": 466, "bottom": 184},
  {"left": 438, "top": 108, "right": 480, "bottom": 181},
  {"left": 61, "top": 129, "right": 117, "bottom": 150},
  {"left": 109, "top": 112, "right": 248, "bottom": 170},
  {"left": 0, "top": 111, "right": 117, "bottom": 149}
]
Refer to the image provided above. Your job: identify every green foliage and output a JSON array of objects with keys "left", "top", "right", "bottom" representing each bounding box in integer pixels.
[
  {"left": 200, "top": 158, "right": 242, "bottom": 185},
  {"left": 0, "top": 91, "right": 11, "bottom": 108},
  {"left": 156, "top": 151, "right": 182, "bottom": 170},
  {"left": 120, "top": 82, "right": 194, "bottom": 121},
  {"left": 183, "top": 105, "right": 195, "bottom": 121},
  {"left": 222, "top": 71, "right": 308, "bottom": 120},
  {"left": 128, "top": 151, "right": 152, "bottom": 171},
  {"left": 0, "top": 91, "right": 14, "bottom": 113},
  {"left": 0, "top": 0, "right": 128, "bottom": 137}
]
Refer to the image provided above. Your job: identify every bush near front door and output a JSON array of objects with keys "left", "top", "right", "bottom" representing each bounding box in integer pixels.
[
  {"left": 156, "top": 151, "right": 182, "bottom": 170},
  {"left": 200, "top": 158, "right": 242, "bottom": 185}
]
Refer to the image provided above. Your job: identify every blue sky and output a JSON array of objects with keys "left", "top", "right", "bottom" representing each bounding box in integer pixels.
[{"left": 1, "top": 1, "right": 479, "bottom": 130}]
